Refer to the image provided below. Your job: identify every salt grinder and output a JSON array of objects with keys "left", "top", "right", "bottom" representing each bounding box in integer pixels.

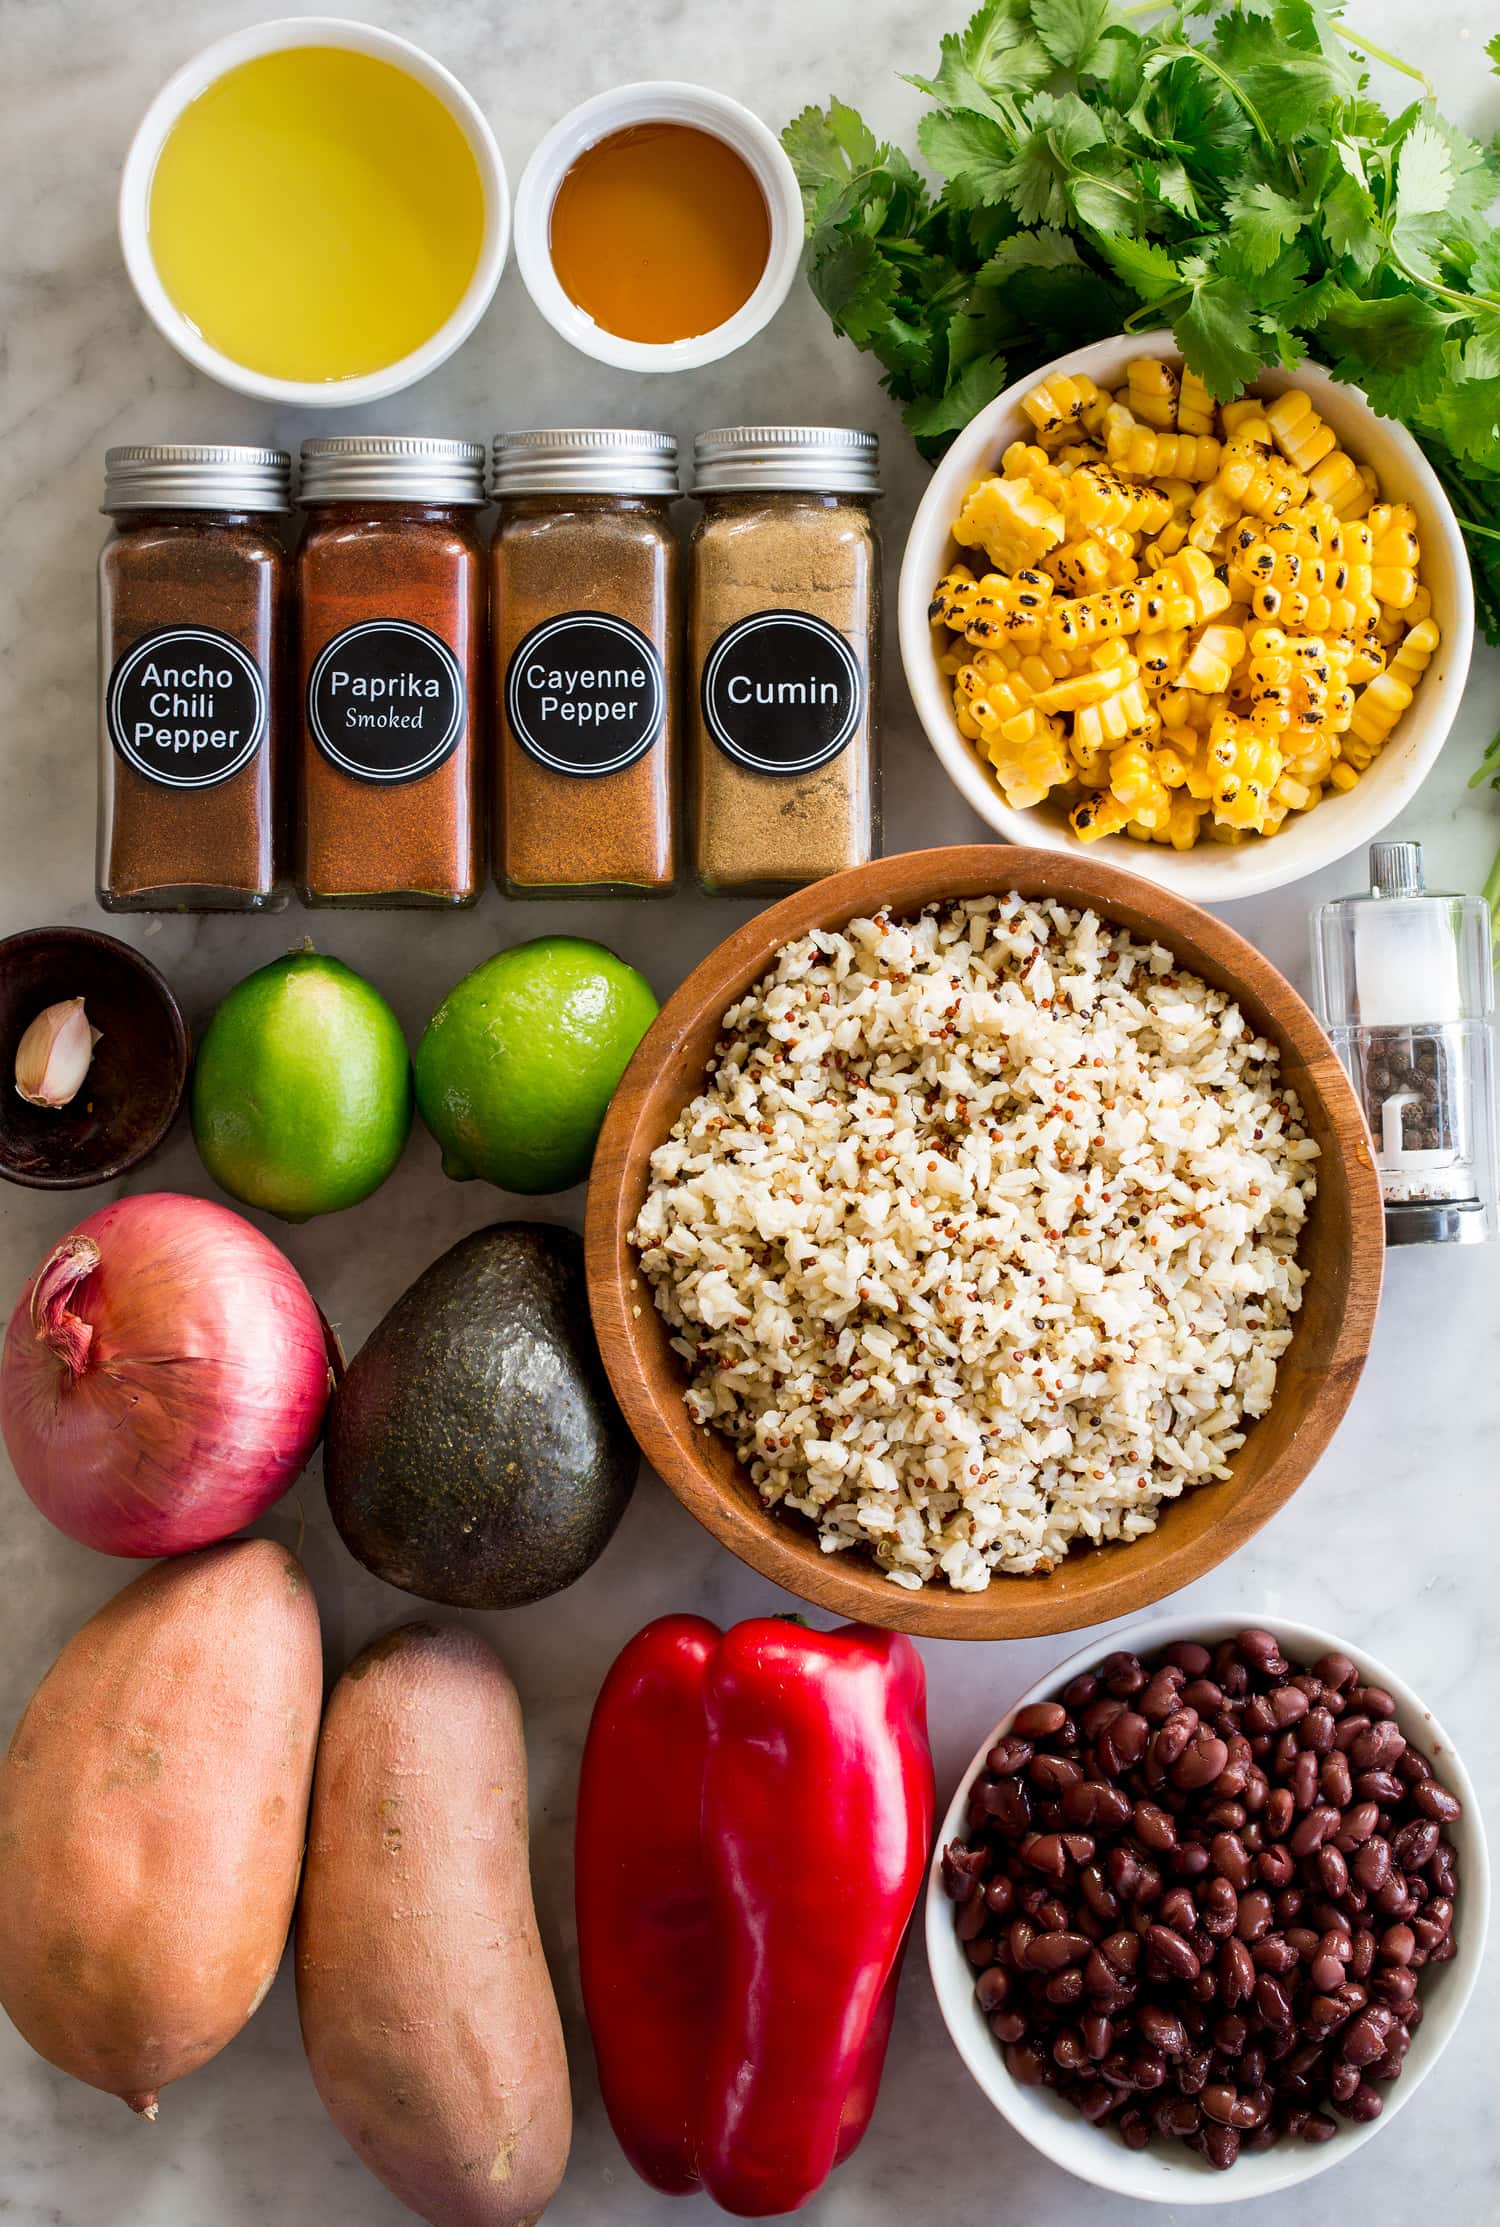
[{"left": 1312, "top": 841, "right": 1498, "bottom": 1246}]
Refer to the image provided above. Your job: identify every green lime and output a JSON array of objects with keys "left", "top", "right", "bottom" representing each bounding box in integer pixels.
[
  {"left": 191, "top": 949, "right": 412, "bottom": 1221},
  {"left": 416, "top": 936, "right": 658, "bottom": 1195}
]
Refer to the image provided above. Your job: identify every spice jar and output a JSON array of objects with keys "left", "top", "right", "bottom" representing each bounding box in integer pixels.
[
  {"left": 97, "top": 444, "right": 290, "bottom": 912},
  {"left": 688, "top": 427, "right": 879, "bottom": 894},
  {"left": 1313, "top": 841, "right": 1499, "bottom": 1246},
  {"left": 296, "top": 436, "right": 486, "bottom": 908},
  {"left": 492, "top": 430, "right": 678, "bottom": 896}
]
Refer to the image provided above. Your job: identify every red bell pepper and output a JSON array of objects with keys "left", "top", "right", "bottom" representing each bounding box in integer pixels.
[{"left": 576, "top": 1614, "right": 934, "bottom": 2217}]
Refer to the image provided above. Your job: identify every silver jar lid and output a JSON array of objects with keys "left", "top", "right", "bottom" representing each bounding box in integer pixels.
[
  {"left": 691, "top": 426, "right": 880, "bottom": 495},
  {"left": 492, "top": 429, "right": 679, "bottom": 498},
  {"left": 299, "top": 436, "right": 487, "bottom": 506},
  {"left": 102, "top": 444, "right": 292, "bottom": 514}
]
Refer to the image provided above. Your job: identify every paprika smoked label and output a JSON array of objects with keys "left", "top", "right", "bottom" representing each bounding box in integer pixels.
[
  {"left": 701, "top": 609, "right": 864, "bottom": 777},
  {"left": 506, "top": 612, "right": 666, "bottom": 779},
  {"left": 106, "top": 625, "right": 267, "bottom": 791},
  {"left": 307, "top": 618, "right": 465, "bottom": 785}
]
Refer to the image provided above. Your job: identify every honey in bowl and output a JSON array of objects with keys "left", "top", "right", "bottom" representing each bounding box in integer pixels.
[
  {"left": 147, "top": 47, "right": 485, "bottom": 384},
  {"left": 549, "top": 123, "right": 770, "bottom": 344}
]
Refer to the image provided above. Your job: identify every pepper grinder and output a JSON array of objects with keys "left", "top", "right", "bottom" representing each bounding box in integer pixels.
[{"left": 1312, "top": 841, "right": 1498, "bottom": 1246}]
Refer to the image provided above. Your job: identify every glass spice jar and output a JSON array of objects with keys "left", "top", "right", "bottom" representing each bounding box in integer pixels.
[
  {"left": 687, "top": 427, "right": 880, "bottom": 894},
  {"left": 295, "top": 436, "right": 487, "bottom": 908},
  {"left": 492, "top": 430, "right": 679, "bottom": 896},
  {"left": 97, "top": 443, "right": 291, "bottom": 912}
]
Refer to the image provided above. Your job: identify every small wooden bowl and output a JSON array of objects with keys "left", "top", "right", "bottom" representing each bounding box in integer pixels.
[
  {"left": 586, "top": 846, "right": 1384, "bottom": 1640},
  {"left": 0, "top": 926, "right": 189, "bottom": 1190}
]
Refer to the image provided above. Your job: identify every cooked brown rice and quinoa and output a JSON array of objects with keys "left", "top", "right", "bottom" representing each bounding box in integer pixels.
[{"left": 630, "top": 896, "right": 1317, "bottom": 1592}]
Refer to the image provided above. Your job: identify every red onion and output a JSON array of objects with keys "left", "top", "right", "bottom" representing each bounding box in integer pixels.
[{"left": 1, "top": 1193, "right": 335, "bottom": 1557}]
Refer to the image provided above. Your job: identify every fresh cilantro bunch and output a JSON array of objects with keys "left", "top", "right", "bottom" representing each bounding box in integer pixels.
[{"left": 784, "top": 0, "right": 1500, "bottom": 673}]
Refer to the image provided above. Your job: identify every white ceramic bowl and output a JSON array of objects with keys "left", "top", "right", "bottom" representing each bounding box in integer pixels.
[
  {"left": 899, "top": 332, "right": 1474, "bottom": 903},
  {"left": 118, "top": 17, "right": 510, "bottom": 408},
  {"left": 514, "top": 81, "right": 803, "bottom": 373},
  {"left": 926, "top": 1612, "right": 1489, "bottom": 2204}
]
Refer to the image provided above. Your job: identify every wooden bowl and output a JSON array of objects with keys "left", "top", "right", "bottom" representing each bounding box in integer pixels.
[
  {"left": 0, "top": 926, "right": 189, "bottom": 1190},
  {"left": 586, "top": 847, "right": 1384, "bottom": 1639}
]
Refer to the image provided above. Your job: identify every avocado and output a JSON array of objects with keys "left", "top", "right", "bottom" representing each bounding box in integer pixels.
[{"left": 324, "top": 1222, "right": 638, "bottom": 1608}]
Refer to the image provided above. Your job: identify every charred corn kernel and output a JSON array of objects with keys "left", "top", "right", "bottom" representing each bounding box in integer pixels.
[
  {"left": 1179, "top": 623, "right": 1247, "bottom": 695},
  {"left": 1108, "top": 422, "right": 1222, "bottom": 481},
  {"left": 1021, "top": 372, "right": 1102, "bottom": 446},
  {"left": 953, "top": 474, "right": 1065, "bottom": 573},
  {"left": 1368, "top": 504, "right": 1420, "bottom": 609},
  {"left": 1044, "top": 531, "right": 1139, "bottom": 593},
  {"left": 1207, "top": 712, "right": 1282, "bottom": 830},
  {"left": 1141, "top": 522, "right": 1188, "bottom": 566},
  {"left": 1329, "top": 760, "right": 1361, "bottom": 791},
  {"left": 1137, "top": 629, "right": 1188, "bottom": 694},
  {"left": 1189, "top": 479, "right": 1242, "bottom": 552},
  {"left": 1307, "top": 449, "right": 1372, "bottom": 519},
  {"left": 1219, "top": 398, "right": 1266, "bottom": 440},
  {"left": 985, "top": 710, "right": 1074, "bottom": 808},
  {"left": 1389, "top": 615, "right": 1440, "bottom": 688},
  {"left": 1070, "top": 788, "right": 1135, "bottom": 841},
  {"left": 1127, "top": 358, "right": 1180, "bottom": 429},
  {"left": 1064, "top": 464, "right": 1172, "bottom": 538},
  {"left": 931, "top": 564, "right": 1055, "bottom": 646},
  {"left": 1002, "top": 439, "right": 1067, "bottom": 504},
  {"left": 1217, "top": 449, "right": 1308, "bottom": 522},
  {"left": 1266, "top": 389, "right": 1338, "bottom": 474},
  {"left": 1271, "top": 772, "right": 1314, "bottom": 812},
  {"left": 1344, "top": 630, "right": 1387, "bottom": 686},
  {"left": 1404, "top": 583, "right": 1433, "bottom": 627},
  {"left": 1072, "top": 670, "right": 1155, "bottom": 761},
  {"left": 1347, "top": 669, "right": 1412, "bottom": 755},
  {"left": 1033, "top": 641, "right": 1138, "bottom": 713},
  {"left": 1176, "top": 368, "right": 1215, "bottom": 436}
]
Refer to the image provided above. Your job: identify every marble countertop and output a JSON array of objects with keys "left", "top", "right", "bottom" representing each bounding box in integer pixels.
[{"left": 2, "top": 3, "right": 1498, "bottom": 2223}]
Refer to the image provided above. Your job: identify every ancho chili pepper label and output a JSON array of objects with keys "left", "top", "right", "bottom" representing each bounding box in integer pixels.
[
  {"left": 106, "top": 625, "right": 267, "bottom": 790},
  {"left": 307, "top": 619, "right": 466, "bottom": 785},
  {"left": 506, "top": 613, "right": 666, "bottom": 779},
  {"left": 701, "top": 610, "right": 864, "bottom": 777}
]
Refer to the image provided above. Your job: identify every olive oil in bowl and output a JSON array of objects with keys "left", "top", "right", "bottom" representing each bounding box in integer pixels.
[{"left": 147, "top": 46, "right": 486, "bottom": 385}]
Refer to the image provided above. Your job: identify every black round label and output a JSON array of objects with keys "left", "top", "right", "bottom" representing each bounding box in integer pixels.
[
  {"left": 106, "top": 626, "right": 266, "bottom": 790},
  {"left": 701, "top": 610, "right": 865, "bottom": 776},
  {"left": 307, "top": 619, "right": 465, "bottom": 785},
  {"left": 506, "top": 613, "right": 666, "bottom": 778}
]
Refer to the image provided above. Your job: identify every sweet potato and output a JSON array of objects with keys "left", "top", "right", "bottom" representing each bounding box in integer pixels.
[
  {"left": 0, "top": 1537, "right": 322, "bottom": 2114},
  {"left": 296, "top": 1623, "right": 571, "bottom": 2227}
]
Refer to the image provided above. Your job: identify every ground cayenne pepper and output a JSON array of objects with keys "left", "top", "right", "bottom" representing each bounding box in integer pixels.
[
  {"left": 492, "top": 430, "right": 679, "bottom": 896},
  {"left": 97, "top": 444, "right": 290, "bottom": 911},
  {"left": 296, "top": 436, "right": 486, "bottom": 907}
]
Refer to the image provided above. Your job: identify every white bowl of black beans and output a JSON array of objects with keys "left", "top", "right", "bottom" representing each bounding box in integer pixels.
[{"left": 926, "top": 1617, "right": 1489, "bottom": 2202}]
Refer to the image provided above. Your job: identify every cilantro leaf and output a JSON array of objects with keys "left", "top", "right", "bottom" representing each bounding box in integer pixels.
[
  {"left": 1224, "top": 183, "right": 1303, "bottom": 276},
  {"left": 905, "top": 355, "right": 1013, "bottom": 449},
  {"left": 918, "top": 109, "right": 1017, "bottom": 208},
  {"left": 1097, "top": 233, "right": 1183, "bottom": 302},
  {"left": 1175, "top": 263, "right": 1269, "bottom": 396},
  {"left": 1031, "top": 0, "right": 1115, "bottom": 73},
  {"left": 995, "top": 90, "right": 1105, "bottom": 227}
]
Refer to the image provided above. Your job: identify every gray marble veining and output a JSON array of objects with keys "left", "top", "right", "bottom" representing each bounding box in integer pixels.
[{"left": 1, "top": 3, "right": 1498, "bottom": 2223}]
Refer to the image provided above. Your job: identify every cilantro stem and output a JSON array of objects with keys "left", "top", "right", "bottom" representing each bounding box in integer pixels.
[
  {"left": 1333, "top": 26, "right": 1434, "bottom": 100},
  {"left": 1386, "top": 250, "right": 1500, "bottom": 317},
  {"left": 1150, "top": 40, "right": 1276, "bottom": 151},
  {"left": 1483, "top": 841, "right": 1500, "bottom": 962}
]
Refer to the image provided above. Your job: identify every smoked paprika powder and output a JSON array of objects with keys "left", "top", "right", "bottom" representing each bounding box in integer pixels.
[
  {"left": 295, "top": 437, "right": 487, "bottom": 908},
  {"left": 97, "top": 443, "right": 291, "bottom": 912},
  {"left": 492, "top": 429, "right": 679, "bottom": 897}
]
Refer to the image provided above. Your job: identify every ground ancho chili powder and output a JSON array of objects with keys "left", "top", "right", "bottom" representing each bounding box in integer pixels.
[{"left": 97, "top": 444, "right": 290, "bottom": 912}]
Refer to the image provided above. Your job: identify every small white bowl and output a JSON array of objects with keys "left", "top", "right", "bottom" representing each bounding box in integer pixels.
[
  {"left": 514, "top": 81, "right": 803, "bottom": 373},
  {"left": 926, "top": 1612, "right": 1489, "bottom": 2205},
  {"left": 898, "top": 332, "right": 1474, "bottom": 903},
  {"left": 119, "top": 17, "right": 510, "bottom": 409}
]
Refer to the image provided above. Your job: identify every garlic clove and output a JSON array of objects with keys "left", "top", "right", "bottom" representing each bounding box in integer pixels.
[{"left": 14, "top": 998, "right": 102, "bottom": 1109}]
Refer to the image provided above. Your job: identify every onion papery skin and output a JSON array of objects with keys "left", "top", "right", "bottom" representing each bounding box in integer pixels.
[{"left": 1, "top": 1193, "right": 333, "bottom": 1557}]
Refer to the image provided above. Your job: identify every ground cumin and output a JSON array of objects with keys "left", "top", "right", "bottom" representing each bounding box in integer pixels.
[
  {"left": 687, "top": 429, "right": 880, "bottom": 894},
  {"left": 492, "top": 431, "right": 679, "bottom": 895},
  {"left": 296, "top": 437, "right": 486, "bottom": 908},
  {"left": 96, "top": 444, "right": 290, "bottom": 912}
]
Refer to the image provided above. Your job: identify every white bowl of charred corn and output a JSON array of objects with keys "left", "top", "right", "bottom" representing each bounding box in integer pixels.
[{"left": 898, "top": 331, "right": 1472, "bottom": 902}]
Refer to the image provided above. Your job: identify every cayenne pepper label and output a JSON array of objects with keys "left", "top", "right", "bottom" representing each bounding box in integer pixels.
[
  {"left": 506, "top": 611, "right": 666, "bottom": 779},
  {"left": 106, "top": 624, "right": 268, "bottom": 791},
  {"left": 307, "top": 618, "right": 466, "bottom": 785}
]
